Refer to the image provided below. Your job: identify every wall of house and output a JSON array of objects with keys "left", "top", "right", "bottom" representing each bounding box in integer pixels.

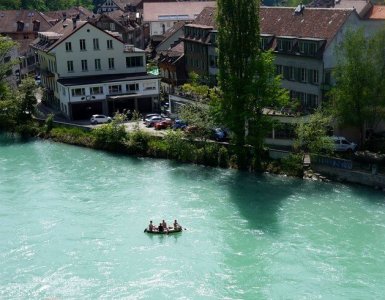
[
  {"left": 50, "top": 23, "right": 146, "bottom": 78},
  {"left": 58, "top": 78, "right": 159, "bottom": 118},
  {"left": 150, "top": 21, "right": 181, "bottom": 36},
  {"left": 275, "top": 54, "right": 323, "bottom": 109}
]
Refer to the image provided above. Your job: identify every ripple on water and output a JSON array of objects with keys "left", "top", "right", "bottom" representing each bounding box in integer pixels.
[{"left": 1, "top": 137, "right": 385, "bottom": 298}]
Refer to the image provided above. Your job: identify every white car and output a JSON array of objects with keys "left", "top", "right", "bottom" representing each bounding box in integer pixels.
[
  {"left": 332, "top": 136, "right": 357, "bottom": 152},
  {"left": 90, "top": 114, "right": 112, "bottom": 125}
]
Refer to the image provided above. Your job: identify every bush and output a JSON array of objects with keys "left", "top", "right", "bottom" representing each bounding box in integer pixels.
[
  {"left": 50, "top": 127, "right": 95, "bottom": 147},
  {"left": 218, "top": 146, "right": 229, "bottom": 168},
  {"left": 280, "top": 154, "right": 303, "bottom": 177},
  {"left": 126, "top": 130, "right": 151, "bottom": 154},
  {"left": 147, "top": 138, "right": 168, "bottom": 158},
  {"left": 92, "top": 121, "right": 127, "bottom": 149},
  {"left": 44, "top": 114, "right": 54, "bottom": 133}
]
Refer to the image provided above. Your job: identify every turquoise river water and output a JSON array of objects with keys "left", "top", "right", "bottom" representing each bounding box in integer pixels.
[{"left": 1, "top": 134, "right": 385, "bottom": 299}]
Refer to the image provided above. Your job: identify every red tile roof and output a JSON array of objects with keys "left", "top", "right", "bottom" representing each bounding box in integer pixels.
[
  {"left": 0, "top": 10, "right": 53, "bottom": 33},
  {"left": 260, "top": 7, "right": 354, "bottom": 46},
  {"left": 192, "top": 7, "right": 355, "bottom": 47}
]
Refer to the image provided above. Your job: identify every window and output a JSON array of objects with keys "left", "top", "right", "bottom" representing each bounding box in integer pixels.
[
  {"left": 110, "top": 23, "right": 115, "bottom": 31},
  {"left": 107, "top": 40, "right": 113, "bottom": 49},
  {"left": 289, "top": 67, "right": 295, "bottom": 80},
  {"left": 310, "top": 69, "right": 319, "bottom": 84},
  {"left": 108, "top": 85, "right": 121, "bottom": 94},
  {"left": 65, "top": 42, "right": 72, "bottom": 52},
  {"left": 71, "top": 88, "right": 85, "bottom": 97},
  {"left": 67, "top": 60, "right": 74, "bottom": 72},
  {"left": 93, "top": 38, "right": 99, "bottom": 50},
  {"left": 81, "top": 59, "right": 88, "bottom": 71},
  {"left": 80, "top": 39, "right": 86, "bottom": 51},
  {"left": 276, "top": 65, "right": 283, "bottom": 76},
  {"left": 299, "top": 41, "right": 318, "bottom": 56},
  {"left": 143, "top": 82, "right": 156, "bottom": 90},
  {"left": 126, "top": 56, "right": 143, "bottom": 68},
  {"left": 300, "top": 68, "right": 307, "bottom": 82},
  {"left": 127, "top": 83, "right": 139, "bottom": 92},
  {"left": 95, "top": 59, "right": 101, "bottom": 70},
  {"left": 277, "top": 39, "right": 292, "bottom": 52},
  {"left": 90, "top": 86, "right": 103, "bottom": 95},
  {"left": 108, "top": 58, "right": 115, "bottom": 69},
  {"left": 209, "top": 55, "right": 217, "bottom": 68}
]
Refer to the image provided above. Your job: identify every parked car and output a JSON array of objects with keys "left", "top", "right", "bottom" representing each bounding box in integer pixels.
[
  {"left": 145, "top": 115, "right": 163, "bottom": 127},
  {"left": 154, "top": 119, "right": 173, "bottom": 130},
  {"left": 143, "top": 113, "right": 160, "bottom": 122},
  {"left": 332, "top": 136, "right": 357, "bottom": 152},
  {"left": 211, "top": 128, "right": 228, "bottom": 141},
  {"left": 90, "top": 114, "right": 112, "bottom": 125},
  {"left": 172, "top": 119, "right": 187, "bottom": 130}
]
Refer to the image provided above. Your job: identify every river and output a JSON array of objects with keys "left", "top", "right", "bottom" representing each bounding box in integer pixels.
[{"left": 1, "top": 134, "right": 384, "bottom": 299}]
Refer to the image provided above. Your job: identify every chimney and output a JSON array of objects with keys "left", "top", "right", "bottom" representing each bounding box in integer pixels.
[{"left": 72, "top": 17, "right": 77, "bottom": 29}]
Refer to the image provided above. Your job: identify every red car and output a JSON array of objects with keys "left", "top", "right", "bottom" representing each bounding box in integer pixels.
[{"left": 154, "top": 119, "right": 173, "bottom": 130}]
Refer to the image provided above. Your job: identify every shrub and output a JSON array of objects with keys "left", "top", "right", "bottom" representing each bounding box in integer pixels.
[
  {"left": 147, "top": 138, "right": 168, "bottom": 158},
  {"left": 126, "top": 130, "right": 151, "bottom": 154},
  {"left": 218, "top": 146, "right": 229, "bottom": 168},
  {"left": 44, "top": 114, "right": 54, "bottom": 133},
  {"left": 50, "top": 127, "right": 95, "bottom": 147},
  {"left": 280, "top": 154, "right": 303, "bottom": 177}
]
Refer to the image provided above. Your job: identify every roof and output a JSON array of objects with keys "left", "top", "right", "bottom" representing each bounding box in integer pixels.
[
  {"left": 308, "top": 0, "right": 372, "bottom": 17},
  {"left": 0, "top": 10, "right": 53, "bottom": 33},
  {"left": 191, "top": 6, "right": 216, "bottom": 28},
  {"left": 57, "top": 72, "right": 158, "bottom": 86},
  {"left": 191, "top": 6, "right": 355, "bottom": 47},
  {"left": 42, "top": 6, "right": 94, "bottom": 22},
  {"left": 156, "top": 21, "right": 186, "bottom": 49},
  {"left": 260, "top": 7, "right": 354, "bottom": 46},
  {"left": 31, "top": 20, "right": 125, "bottom": 53},
  {"left": 143, "top": 1, "right": 216, "bottom": 22},
  {"left": 365, "top": 5, "right": 385, "bottom": 19}
]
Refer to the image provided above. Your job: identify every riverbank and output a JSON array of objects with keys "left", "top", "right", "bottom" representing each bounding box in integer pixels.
[{"left": 1, "top": 117, "right": 304, "bottom": 178}]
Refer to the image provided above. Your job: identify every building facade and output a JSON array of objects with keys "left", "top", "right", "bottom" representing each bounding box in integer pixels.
[{"left": 31, "top": 20, "right": 159, "bottom": 120}]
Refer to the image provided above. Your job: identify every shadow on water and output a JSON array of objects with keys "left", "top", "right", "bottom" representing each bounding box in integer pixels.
[
  {"left": 222, "top": 171, "right": 302, "bottom": 235},
  {"left": 0, "top": 132, "right": 35, "bottom": 146},
  {"left": 164, "top": 161, "right": 301, "bottom": 235},
  {"left": 348, "top": 182, "right": 385, "bottom": 206}
]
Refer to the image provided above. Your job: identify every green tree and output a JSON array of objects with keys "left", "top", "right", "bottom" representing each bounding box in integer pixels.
[
  {"left": 294, "top": 109, "right": 334, "bottom": 154},
  {"left": 0, "top": 36, "right": 18, "bottom": 128},
  {"left": 330, "top": 28, "right": 385, "bottom": 146},
  {"left": 217, "top": 0, "right": 287, "bottom": 167},
  {"left": 15, "top": 76, "right": 37, "bottom": 122}
]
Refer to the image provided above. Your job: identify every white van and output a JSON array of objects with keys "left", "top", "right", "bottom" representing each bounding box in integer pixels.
[{"left": 331, "top": 136, "right": 357, "bottom": 152}]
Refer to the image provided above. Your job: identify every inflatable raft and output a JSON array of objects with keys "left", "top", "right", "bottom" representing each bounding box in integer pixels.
[{"left": 144, "top": 227, "right": 182, "bottom": 234}]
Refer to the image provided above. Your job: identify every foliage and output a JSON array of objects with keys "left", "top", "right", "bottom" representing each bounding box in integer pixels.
[
  {"left": 44, "top": 114, "right": 54, "bottom": 133},
  {"left": 126, "top": 129, "right": 151, "bottom": 154},
  {"left": 0, "top": 36, "right": 18, "bottom": 82},
  {"left": 163, "top": 129, "right": 189, "bottom": 160},
  {"left": 294, "top": 109, "right": 334, "bottom": 154},
  {"left": 330, "top": 28, "right": 385, "bottom": 145},
  {"left": 218, "top": 146, "right": 229, "bottom": 168},
  {"left": 15, "top": 76, "right": 37, "bottom": 123},
  {"left": 50, "top": 126, "right": 95, "bottom": 146},
  {"left": 181, "top": 72, "right": 210, "bottom": 100},
  {"left": 92, "top": 113, "right": 127, "bottom": 148},
  {"left": 216, "top": 0, "right": 288, "bottom": 167},
  {"left": 280, "top": 154, "right": 303, "bottom": 177}
]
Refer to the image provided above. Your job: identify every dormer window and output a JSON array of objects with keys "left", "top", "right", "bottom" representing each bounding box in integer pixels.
[
  {"left": 32, "top": 20, "right": 40, "bottom": 31},
  {"left": 17, "top": 21, "right": 24, "bottom": 32},
  {"left": 277, "top": 38, "right": 293, "bottom": 52},
  {"left": 299, "top": 41, "right": 318, "bottom": 56}
]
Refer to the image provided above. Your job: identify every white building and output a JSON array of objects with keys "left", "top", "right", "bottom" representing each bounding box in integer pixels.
[{"left": 31, "top": 18, "right": 160, "bottom": 120}]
